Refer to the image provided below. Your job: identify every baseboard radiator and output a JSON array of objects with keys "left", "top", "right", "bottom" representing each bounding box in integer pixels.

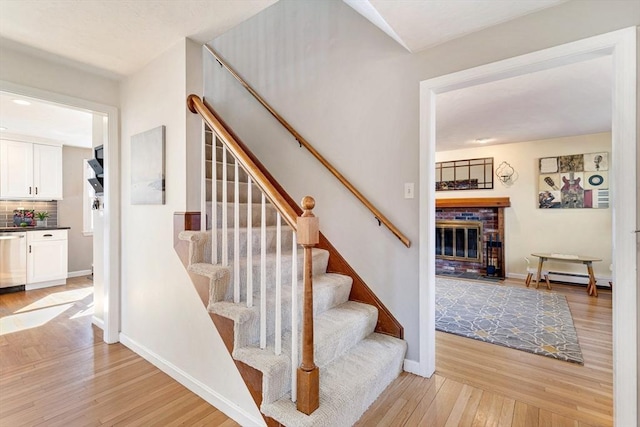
[{"left": 548, "top": 271, "right": 611, "bottom": 287}]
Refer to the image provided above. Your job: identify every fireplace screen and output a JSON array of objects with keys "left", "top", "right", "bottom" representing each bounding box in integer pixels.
[{"left": 435, "top": 220, "right": 482, "bottom": 262}]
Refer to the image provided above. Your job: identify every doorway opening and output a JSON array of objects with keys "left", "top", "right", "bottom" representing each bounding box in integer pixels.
[
  {"left": 419, "top": 27, "right": 637, "bottom": 425},
  {"left": 0, "top": 81, "right": 120, "bottom": 345}
]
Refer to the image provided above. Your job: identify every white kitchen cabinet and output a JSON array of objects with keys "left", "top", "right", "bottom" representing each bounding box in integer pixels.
[
  {"left": 0, "top": 139, "right": 63, "bottom": 200},
  {"left": 27, "top": 229, "right": 68, "bottom": 288}
]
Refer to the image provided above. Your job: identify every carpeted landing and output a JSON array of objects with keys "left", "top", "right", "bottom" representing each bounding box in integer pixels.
[{"left": 436, "top": 277, "right": 583, "bottom": 364}]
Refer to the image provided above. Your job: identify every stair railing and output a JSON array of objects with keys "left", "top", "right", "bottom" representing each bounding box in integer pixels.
[
  {"left": 204, "top": 45, "right": 411, "bottom": 248},
  {"left": 188, "top": 94, "right": 320, "bottom": 414}
]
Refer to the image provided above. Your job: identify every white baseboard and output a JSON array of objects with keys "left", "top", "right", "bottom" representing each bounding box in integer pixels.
[
  {"left": 92, "top": 316, "right": 104, "bottom": 330},
  {"left": 119, "top": 334, "right": 265, "bottom": 427},
  {"left": 403, "top": 358, "right": 422, "bottom": 376},
  {"left": 25, "top": 278, "right": 66, "bottom": 290},
  {"left": 68, "top": 269, "right": 92, "bottom": 278}
]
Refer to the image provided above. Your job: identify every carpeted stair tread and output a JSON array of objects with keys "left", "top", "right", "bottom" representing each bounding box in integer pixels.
[
  {"left": 210, "top": 273, "right": 353, "bottom": 350},
  {"left": 187, "top": 262, "right": 231, "bottom": 303},
  {"left": 261, "top": 333, "right": 407, "bottom": 427},
  {"left": 188, "top": 262, "right": 229, "bottom": 280},
  {"left": 233, "top": 300, "right": 379, "bottom": 404}
]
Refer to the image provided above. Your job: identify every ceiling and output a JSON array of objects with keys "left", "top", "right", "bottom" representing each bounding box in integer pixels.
[
  {"left": 0, "top": 0, "right": 611, "bottom": 150},
  {"left": 0, "top": 92, "right": 94, "bottom": 148},
  {"left": 344, "top": 0, "right": 567, "bottom": 52}
]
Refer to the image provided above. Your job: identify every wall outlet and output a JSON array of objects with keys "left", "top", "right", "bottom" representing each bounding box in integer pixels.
[{"left": 404, "top": 182, "right": 415, "bottom": 199}]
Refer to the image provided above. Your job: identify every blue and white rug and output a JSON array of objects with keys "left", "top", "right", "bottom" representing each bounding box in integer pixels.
[{"left": 436, "top": 277, "right": 584, "bottom": 364}]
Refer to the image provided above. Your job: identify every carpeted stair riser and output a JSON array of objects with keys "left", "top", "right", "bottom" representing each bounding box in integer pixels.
[
  {"left": 260, "top": 333, "right": 407, "bottom": 427},
  {"left": 215, "top": 180, "right": 263, "bottom": 203},
  {"left": 208, "top": 201, "right": 279, "bottom": 229},
  {"left": 210, "top": 273, "right": 353, "bottom": 351},
  {"left": 211, "top": 160, "right": 250, "bottom": 182},
  {"left": 183, "top": 228, "right": 295, "bottom": 265},
  {"left": 233, "top": 300, "right": 379, "bottom": 405},
  {"left": 215, "top": 145, "right": 238, "bottom": 163},
  {"left": 221, "top": 248, "right": 330, "bottom": 302},
  {"left": 214, "top": 226, "right": 295, "bottom": 261}
]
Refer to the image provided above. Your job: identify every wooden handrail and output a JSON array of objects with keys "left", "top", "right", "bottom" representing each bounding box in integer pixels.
[
  {"left": 188, "top": 94, "right": 298, "bottom": 230},
  {"left": 204, "top": 45, "right": 411, "bottom": 248},
  {"left": 196, "top": 96, "right": 404, "bottom": 339}
]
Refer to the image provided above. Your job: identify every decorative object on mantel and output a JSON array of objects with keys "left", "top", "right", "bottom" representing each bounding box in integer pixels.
[
  {"left": 538, "top": 151, "right": 609, "bottom": 209},
  {"left": 131, "top": 125, "right": 166, "bottom": 205},
  {"left": 435, "top": 157, "right": 493, "bottom": 191},
  {"left": 35, "top": 211, "right": 49, "bottom": 227},
  {"left": 13, "top": 209, "right": 34, "bottom": 226},
  {"left": 495, "top": 161, "right": 515, "bottom": 184},
  {"left": 436, "top": 277, "right": 584, "bottom": 364}
]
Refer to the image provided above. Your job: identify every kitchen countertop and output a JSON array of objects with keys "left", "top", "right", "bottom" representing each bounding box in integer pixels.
[{"left": 0, "top": 226, "right": 71, "bottom": 232}]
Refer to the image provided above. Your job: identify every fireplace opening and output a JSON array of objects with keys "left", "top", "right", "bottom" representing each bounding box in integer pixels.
[{"left": 435, "top": 220, "right": 482, "bottom": 262}]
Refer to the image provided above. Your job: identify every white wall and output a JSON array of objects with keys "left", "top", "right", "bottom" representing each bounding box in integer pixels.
[
  {"left": 204, "top": 0, "right": 638, "bottom": 363},
  {"left": 436, "top": 133, "right": 612, "bottom": 279},
  {"left": 0, "top": 42, "right": 119, "bottom": 107},
  {"left": 59, "top": 146, "right": 93, "bottom": 273},
  {"left": 119, "top": 38, "right": 263, "bottom": 425}
]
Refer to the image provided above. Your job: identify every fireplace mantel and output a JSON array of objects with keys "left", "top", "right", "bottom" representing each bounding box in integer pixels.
[{"left": 436, "top": 197, "right": 511, "bottom": 209}]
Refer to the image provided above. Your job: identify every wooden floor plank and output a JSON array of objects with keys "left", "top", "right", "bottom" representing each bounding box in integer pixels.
[
  {"left": 1, "top": 274, "right": 612, "bottom": 427},
  {"left": 360, "top": 279, "right": 612, "bottom": 427},
  {"left": 0, "top": 278, "right": 238, "bottom": 427}
]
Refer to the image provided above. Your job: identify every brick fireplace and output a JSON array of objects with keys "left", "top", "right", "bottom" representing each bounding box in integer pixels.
[{"left": 435, "top": 197, "right": 510, "bottom": 277}]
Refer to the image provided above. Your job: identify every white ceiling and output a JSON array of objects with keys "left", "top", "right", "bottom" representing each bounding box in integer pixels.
[
  {"left": 0, "top": 0, "right": 278, "bottom": 79},
  {"left": 345, "top": 0, "right": 567, "bottom": 52},
  {"left": 436, "top": 55, "right": 612, "bottom": 151},
  {"left": 0, "top": 0, "right": 612, "bottom": 151},
  {"left": 0, "top": 92, "right": 94, "bottom": 148}
]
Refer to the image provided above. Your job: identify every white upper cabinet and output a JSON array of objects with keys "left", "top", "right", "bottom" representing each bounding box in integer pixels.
[
  {"left": 0, "top": 140, "right": 63, "bottom": 200},
  {"left": 33, "top": 143, "right": 63, "bottom": 199}
]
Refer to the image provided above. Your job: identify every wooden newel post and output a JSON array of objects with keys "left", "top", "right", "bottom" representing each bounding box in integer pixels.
[{"left": 296, "top": 196, "right": 320, "bottom": 415}]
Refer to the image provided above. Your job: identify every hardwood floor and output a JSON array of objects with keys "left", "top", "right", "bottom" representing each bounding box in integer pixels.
[
  {"left": 0, "top": 277, "right": 239, "bottom": 427},
  {"left": 1, "top": 277, "right": 612, "bottom": 426},
  {"left": 358, "top": 278, "right": 613, "bottom": 427}
]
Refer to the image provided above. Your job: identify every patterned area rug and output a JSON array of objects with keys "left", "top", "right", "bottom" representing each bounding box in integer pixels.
[{"left": 436, "top": 277, "right": 584, "bottom": 364}]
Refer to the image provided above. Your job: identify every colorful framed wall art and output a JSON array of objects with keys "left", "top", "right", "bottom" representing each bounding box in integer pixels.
[{"left": 537, "top": 152, "right": 609, "bottom": 209}]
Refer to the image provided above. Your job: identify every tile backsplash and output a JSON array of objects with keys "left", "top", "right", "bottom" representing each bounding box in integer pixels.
[{"left": 0, "top": 200, "right": 58, "bottom": 227}]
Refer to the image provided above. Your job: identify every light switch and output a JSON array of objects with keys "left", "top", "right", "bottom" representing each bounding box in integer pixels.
[{"left": 404, "top": 183, "right": 415, "bottom": 199}]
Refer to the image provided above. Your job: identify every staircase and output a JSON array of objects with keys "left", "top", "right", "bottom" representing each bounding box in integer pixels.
[{"left": 178, "top": 96, "right": 406, "bottom": 426}]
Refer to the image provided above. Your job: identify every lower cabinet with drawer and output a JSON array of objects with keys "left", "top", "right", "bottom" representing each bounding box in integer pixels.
[{"left": 27, "top": 229, "right": 68, "bottom": 289}]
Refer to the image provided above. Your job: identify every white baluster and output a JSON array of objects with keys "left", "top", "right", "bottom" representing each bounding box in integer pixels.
[
  {"left": 233, "top": 161, "right": 240, "bottom": 303},
  {"left": 200, "top": 122, "right": 206, "bottom": 232},
  {"left": 260, "top": 193, "right": 267, "bottom": 350},
  {"left": 275, "top": 212, "right": 282, "bottom": 355},
  {"left": 222, "top": 145, "right": 228, "bottom": 266},
  {"left": 246, "top": 176, "right": 253, "bottom": 308},
  {"left": 211, "top": 136, "right": 218, "bottom": 264},
  {"left": 291, "top": 231, "right": 298, "bottom": 403}
]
